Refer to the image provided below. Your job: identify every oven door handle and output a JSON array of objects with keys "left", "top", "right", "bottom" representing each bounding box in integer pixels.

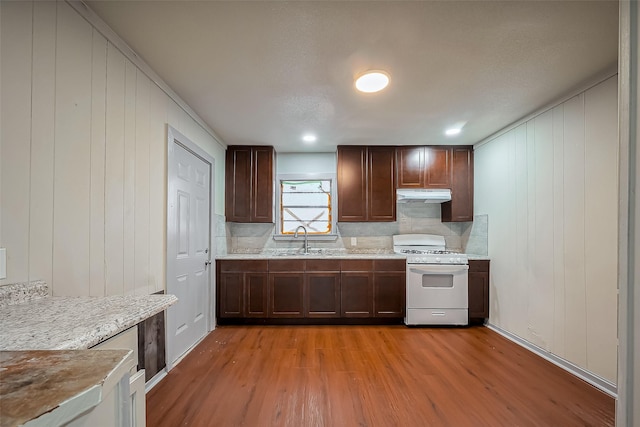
[{"left": 408, "top": 265, "right": 469, "bottom": 275}]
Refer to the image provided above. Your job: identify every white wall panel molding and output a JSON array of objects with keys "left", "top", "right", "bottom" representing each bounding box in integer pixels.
[
  {"left": 104, "top": 42, "right": 126, "bottom": 296},
  {"left": 475, "top": 75, "right": 619, "bottom": 385},
  {"left": 89, "top": 29, "right": 107, "bottom": 297},
  {"left": 52, "top": 1, "right": 93, "bottom": 296},
  {"left": 29, "top": 1, "right": 56, "bottom": 295},
  {"left": 123, "top": 60, "right": 137, "bottom": 295},
  {"left": 134, "top": 70, "right": 151, "bottom": 296},
  {"left": 0, "top": 1, "right": 225, "bottom": 295},
  {"left": 66, "top": 0, "right": 226, "bottom": 152},
  {"left": 0, "top": 1, "right": 33, "bottom": 286}
]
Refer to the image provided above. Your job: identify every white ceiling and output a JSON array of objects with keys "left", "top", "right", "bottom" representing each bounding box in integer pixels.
[{"left": 86, "top": 1, "right": 618, "bottom": 153}]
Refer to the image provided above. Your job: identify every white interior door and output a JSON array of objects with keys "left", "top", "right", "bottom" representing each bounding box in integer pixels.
[{"left": 167, "top": 137, "right": 211, "bottom": 367}]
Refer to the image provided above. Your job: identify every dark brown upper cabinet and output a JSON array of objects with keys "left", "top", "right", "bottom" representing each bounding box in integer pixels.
[
  {"left": 441, "top": 147, "right": 474, "bottom": 222},
  {"left": 337, "top": 146, "right": 396, "bottom": 222},
  {"left": 397, "top": 145, "right": 473, "bottom": 222},
  {"left": 424, "top": 146, "right": 452, "bottom": 188},
  {"left": 396, "top": 146, "right": 451, "bottom": 189},
  {"left": 225, "top": 146, "right": 274, "bottom": 223}
]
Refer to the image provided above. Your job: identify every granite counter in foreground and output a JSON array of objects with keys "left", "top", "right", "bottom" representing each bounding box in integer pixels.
[
  {"left": 0, "top": 294, "right": 177, "bottom": 351},
  {"left": 0, "top": 349, "right": 134, "bottom": 427}
]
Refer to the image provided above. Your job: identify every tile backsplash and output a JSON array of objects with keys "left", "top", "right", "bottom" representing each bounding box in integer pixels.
[{"left": 221, "top": 205, "right": 489, "bottom": 255}]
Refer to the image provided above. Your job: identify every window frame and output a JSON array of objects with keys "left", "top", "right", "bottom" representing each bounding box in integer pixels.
[{"left": 273, "top": 173, "right": 339, "bottom": 241}]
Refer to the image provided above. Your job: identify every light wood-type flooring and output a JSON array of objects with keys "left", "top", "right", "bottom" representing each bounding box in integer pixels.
[{"left": 146, "top": 325, "right": 614, "bottom": 426}]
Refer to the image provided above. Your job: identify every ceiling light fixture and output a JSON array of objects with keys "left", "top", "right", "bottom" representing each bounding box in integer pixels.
[
  {"left": 302, "top": 134, "right": 317, "bottom": 143},
  {"left": 355, "top": 71, "right": 390, "bottom": 93},
  {"left": 445, "top": 122, "right": 467, "bottom": 137}
]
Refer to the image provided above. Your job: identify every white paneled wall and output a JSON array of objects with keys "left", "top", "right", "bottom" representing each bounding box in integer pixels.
[
  {"left": 0, "top": 1, "right": 226, "bottom": 295},
  {"left": 474, "top": 76, "right": 618, "bottom": 383}
]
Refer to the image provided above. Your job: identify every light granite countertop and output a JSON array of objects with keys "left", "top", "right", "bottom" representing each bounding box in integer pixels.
[
  {"left": 218, "top": 249, "right": 405, "bottom": 260},
  {"left": 0, "top": 294, "right": 177, "bottom": 351},
  {"left": 218, "top": 250, "right": 488, "bottom": 261}
]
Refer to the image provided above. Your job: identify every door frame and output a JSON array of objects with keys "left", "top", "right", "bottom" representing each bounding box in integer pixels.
[{"left": 166, "top": 125, "right": 216, "bottom": 369}]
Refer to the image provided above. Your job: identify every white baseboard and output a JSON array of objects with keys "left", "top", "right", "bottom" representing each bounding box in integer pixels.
[
  {"left": 145, "top": 369, "right": 167, "bottom": 393},
  {"left": 486, "top": 323, "right": 617, "bottom": 398}
]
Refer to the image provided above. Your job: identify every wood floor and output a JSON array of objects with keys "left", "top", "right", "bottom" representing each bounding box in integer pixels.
[{"left": 146, "top": 326, "right": 614, "bottom": 427}]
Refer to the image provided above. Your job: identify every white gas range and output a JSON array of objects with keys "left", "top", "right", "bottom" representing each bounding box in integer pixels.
[{"left": 393, "top": 234, "right": 469, "bottom": 326}]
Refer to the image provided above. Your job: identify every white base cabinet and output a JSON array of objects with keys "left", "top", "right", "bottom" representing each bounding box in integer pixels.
[{"left": 93, "top": 327, "right": 146, "bottom": 426}]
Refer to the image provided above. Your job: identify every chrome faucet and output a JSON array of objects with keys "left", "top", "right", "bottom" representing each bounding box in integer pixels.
[{"left": 294, "top": 225, "right": 309, "bottom": 254}]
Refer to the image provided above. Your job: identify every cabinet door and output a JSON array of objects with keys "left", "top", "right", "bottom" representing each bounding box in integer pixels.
[
  {"left": 246, "top": 272, "right": 269, "bottom": 317},
  {"left": 424, "top": 146, "right": 452, "bottom": 188},
  {"left": 341, "top": 272, "right": 373, "bottom": 317},
  {"left": 468, "top": 260, "right": 489, "bottom": 320},
  {"left": 396, "top": 146, "right": 425, "bottom": 188},
  {"left": 225, "top": 147, "right": 252, "bottom": 222},
  {"left": 373, "top": 272, "right": 405, "bottom": 317},
  {"left": 252, "top": 146, "right": 274, "bottom": 223},
  {"left": 269, "top": 272, "right": 304, "bottom": 318},
  {"left": 442, "top": 147, "right": 473, "bottom": 222},
  {"left": 337, "top": 146, "right": 368, "bottom": 222},
  {"left": 306, "top": 272, "right": 341, "bottom": 317},
  {"left": 218, "top": 272, "right": 244, "bottom": 317},
  {"left": 468, "top": 272, "right": 489, "bottom": 319},
  {"left": 368, "top": 146, "right": 396, "bottom": 221}
]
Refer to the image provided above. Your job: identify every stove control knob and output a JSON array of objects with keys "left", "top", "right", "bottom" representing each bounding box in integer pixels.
[
  {"left": 435, "top": 257, "right": 441, "bottom": 263},
  {"left": 449, "top": 257, "right": 455, "bottom": 263}
]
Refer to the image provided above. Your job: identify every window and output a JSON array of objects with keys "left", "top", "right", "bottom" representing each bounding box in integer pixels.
[{"left": 277, "top": 177, "right": 335, "bottom": 236}]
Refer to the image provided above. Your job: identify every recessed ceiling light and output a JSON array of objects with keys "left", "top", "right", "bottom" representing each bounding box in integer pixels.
[
  {"left": 302, "top": 134, "right": 317, "bottom": 143},
  {"left": 355, "top": 71, "right": 390, "bottom": 93}
]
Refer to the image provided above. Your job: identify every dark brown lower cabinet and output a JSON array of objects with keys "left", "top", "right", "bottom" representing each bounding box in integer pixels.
[
  {"left": 246, "top": 273, "right": 269, "bottom": 317},
  {"left": 217, "top": 260, "right": 268, "bottom": 318},
  {"left": 373, "top": 274, "right": 405, "bottom": 317},
  {"left": 269, "top": 273, "right": 304, "bottom": 318},
  {"left": 217, "top": 258, "right": 405, "bottom": 323},
  {"left": 306, "top": 272, "right": 341, "bottom": 317},
  {"left": 341, "top": 272, "right": 374, "bottom": 317},
  {"left": 373, "top": 259, "right": 406, "bottom": 317},
  {"left": 468, "top": 259, "right": 490, "bottom": 322},
  {"left": 269, "top": 259, "right": 304, "bottom": 318}
]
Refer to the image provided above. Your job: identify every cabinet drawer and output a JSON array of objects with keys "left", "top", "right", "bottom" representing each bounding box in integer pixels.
[
  {"left": 468, "top": 259, "right": 490, "bottom": 273},
  {"left": 341, "top": 259, "right": 374, "bottom": 272},
  {"left": 269, "top": 259, "right": 305, "bottom": 272},
  {"left": 306, "top": 259, "right": 339, "bottom": 272},
  {"left": 219, "top": 260, "right": 268, "bottom": 272},
  {"left": 374, "top": 259, "right": 405, "bottom": 272}
]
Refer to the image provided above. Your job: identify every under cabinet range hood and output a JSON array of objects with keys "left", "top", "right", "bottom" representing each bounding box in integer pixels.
[{"left": 396, "top": 188, "right": 452, "bottom": 203}]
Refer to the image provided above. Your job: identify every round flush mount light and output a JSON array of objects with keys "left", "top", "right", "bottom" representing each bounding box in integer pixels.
[
  {"left": 302, "top": 134, "right": 317, "bottom": 143},
  {"left": 355, "top": 71, "right": 390, "bottom": 93}
]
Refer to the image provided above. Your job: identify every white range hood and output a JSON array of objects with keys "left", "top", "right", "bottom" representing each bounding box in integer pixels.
[{"left": 396, "top": 188, "right": 452, "bottom": 203}]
